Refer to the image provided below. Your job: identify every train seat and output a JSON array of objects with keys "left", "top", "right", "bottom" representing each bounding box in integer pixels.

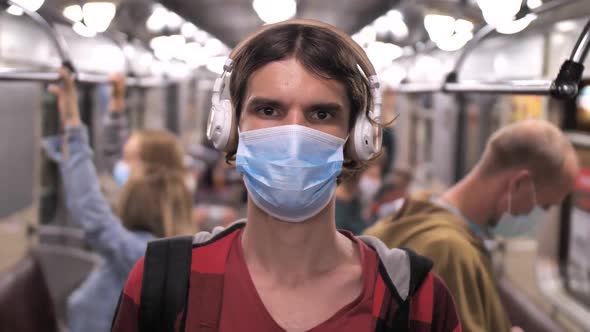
[{"left": 0, "top": 253, "right": 59, "bottom": 332}]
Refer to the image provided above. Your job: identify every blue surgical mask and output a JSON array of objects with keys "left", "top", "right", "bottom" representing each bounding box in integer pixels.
[
  {"left": 493, "top": 183, "right": 549, "bottom": 238},
  {"left": 113, "top": 160, "right": 131, "bottom": 187},
  {"left": 236, "top": 125, "right": 346, "bottom": 223}
]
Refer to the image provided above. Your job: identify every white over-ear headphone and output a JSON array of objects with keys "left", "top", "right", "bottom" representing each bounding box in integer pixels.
[{"left": 206, "top": 19, "right": 383, "bottom": 161}]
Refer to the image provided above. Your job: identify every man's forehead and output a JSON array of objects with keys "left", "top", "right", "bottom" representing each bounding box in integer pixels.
[{"left": 245, "top": 59, "right": 349, "bottom": 105}]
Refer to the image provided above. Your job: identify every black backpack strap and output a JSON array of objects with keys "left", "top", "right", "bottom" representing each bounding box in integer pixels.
[
  {"left": 139, "top": 236, "right": 194, "bottom": 332},
  {"left": 389, "top": 248, "right": 433, "bottom": 332}
]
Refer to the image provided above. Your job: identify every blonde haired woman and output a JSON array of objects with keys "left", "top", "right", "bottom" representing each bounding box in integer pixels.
[{"left": 43, "top": 68, "right": 194, "bottom": 332}]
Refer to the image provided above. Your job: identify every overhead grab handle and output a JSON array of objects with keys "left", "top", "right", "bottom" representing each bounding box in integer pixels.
[
  {"left": 550, "top": 18, "right": 590, "bottom": 99},
  {"left": 1, "top": 0, "right": 77, "bottom": 73},
  {"left": 433, "top": 0, "right": 584, "bottom": 97}
]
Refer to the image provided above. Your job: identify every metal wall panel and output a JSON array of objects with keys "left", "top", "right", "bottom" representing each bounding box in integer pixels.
[{"left": 0, "top": 82, "right": 40, "bottom": 218}]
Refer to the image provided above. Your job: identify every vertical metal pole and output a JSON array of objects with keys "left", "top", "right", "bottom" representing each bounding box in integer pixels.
[{"left": 454, "top": 93, "right": 467, "bottom": 182}]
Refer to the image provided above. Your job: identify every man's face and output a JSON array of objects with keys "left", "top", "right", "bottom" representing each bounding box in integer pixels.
[
  {"left": 535, "top": 151, "right": 579, "bottom": 210},
  {"left": 498, "top": 151, "right": 579, "bottom": 219},
  {"left": 239, "top": 57, "right": 350, "bottom": 139}
]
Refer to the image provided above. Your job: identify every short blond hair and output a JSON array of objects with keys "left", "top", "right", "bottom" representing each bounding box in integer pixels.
[{"left": 478, "top": 120, "right": 574, "bottom": 186}]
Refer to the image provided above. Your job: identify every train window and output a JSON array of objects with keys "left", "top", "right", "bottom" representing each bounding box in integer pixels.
[
  {"left": 462, "top": 33, "right": 544, "bottom": 81},
  {"left": 566, "top": 144, "right": 590, "bottom": 306},
  {"left": 144, "top": 86, "right": 167, "bottom": 129},
  {"left": 39, "top": 84, "right": 96, "bottom": 226},
  {"left": 0, "top": 82, "right": 42, "bottom": 220},
  {"left": 575, "top": 84, "right": 590, "bottom": 132}
]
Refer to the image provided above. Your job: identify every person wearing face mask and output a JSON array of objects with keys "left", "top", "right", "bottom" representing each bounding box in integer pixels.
[
  {"left": 112, "top": 20, "right": 461, "bottom": 332},
  {"left": 365, "top": 119, "right": 580, "bottom": 332},
  {"left": 101, "top": 74, "right": 196, "bottom": 191},
  {"left": 43, "top": 68, "right": 196, "bottom": 332}
]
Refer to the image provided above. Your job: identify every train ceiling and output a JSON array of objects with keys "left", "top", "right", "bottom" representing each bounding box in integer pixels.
[{"left": 42, "top": 0, "right": 490, "bottom": 48}]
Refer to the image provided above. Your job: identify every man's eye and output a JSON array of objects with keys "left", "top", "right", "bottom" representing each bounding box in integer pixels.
[
  {"left": 257, "top": 107, "right": 276, "bottom": 117},
  {"left": 311, "top": 110, "right": 333, "bottom": 121}
]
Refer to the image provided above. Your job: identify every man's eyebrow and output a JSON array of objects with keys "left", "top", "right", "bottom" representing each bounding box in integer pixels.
[
  {"left": 245, "top": 97, "right": 345, "bottom": 111},
  {"left": 245, "top": 97, "right": 284, "bottom": 109},
  {"left": 309, "top": 102, "right": 344, "bottom": 112}
]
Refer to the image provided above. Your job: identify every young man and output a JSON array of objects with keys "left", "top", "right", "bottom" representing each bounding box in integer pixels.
[
  {"left": 111, "top": 19, "right": 460, "bottom": 332},
  {"left": 365, "top": 120, "right": 580, "bottom": 332}
]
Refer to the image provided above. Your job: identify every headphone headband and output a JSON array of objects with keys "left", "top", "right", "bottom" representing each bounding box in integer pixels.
[
  {"left": 214, "top": 19, "right": 382, "bottom": 118},
  {"left": 208, "top": 19, "right": 383, "bottom": 160}
]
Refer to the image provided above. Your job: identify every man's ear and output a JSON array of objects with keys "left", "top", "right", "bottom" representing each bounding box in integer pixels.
[{"left": 512, "top": 169, "right": 532, "bottom": 191}]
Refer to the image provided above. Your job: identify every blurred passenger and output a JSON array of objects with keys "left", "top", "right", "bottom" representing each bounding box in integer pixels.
[
  {"left": 368, "top": 168, "right": 413, "bottom": 221},
  {"left": 100, "top": 74, "right": 189, "bottom": 186},
  {"left": 43, "top": 68, "right": 195, "bottom": 332},
  {"left": 334, "top": 172, "right": 366, "bottom": 235},
  {"left": 192, "top": 151, "right": 245, "bottom": 231},
  {"left": 102, "top": 73, "right": 128, "bottom": 173},
  {"left": 365, "top": 120, "right": 579, "bottom": 332},
  {"left": 335, "top": 154, "right": 385, "bottom": 235},
  {"left": 112, "top": 19, "right": 460, "bottom": 332}
]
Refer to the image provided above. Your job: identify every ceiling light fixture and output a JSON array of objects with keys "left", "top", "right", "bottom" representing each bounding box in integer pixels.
[
  {"left": 252, "top": 0, "right": 296, "bottom": 24},
  {"left": 10, "top": 0, "right": 44, "bottom": 12},
  {"left": 63, "top": 4, "right": 83, "bottom": 22},
  {"left": 6, "top": 5, "right": 23, "bottom": 16},
  {"left": 73, "top": 21, "right": 97, "bottom": 38},
  {"left": 82, "top": 2, "right": 116, "bottom": 33},
  {"left": 496, "top": 13, "right": 537, "bottom": 35}
]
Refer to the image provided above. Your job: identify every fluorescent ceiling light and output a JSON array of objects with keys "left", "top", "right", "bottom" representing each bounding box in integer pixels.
[
  {"left": 166, "top": 11, "right": 183, "bottom": 30},
  {"left": 496, "top": 14, "right": 537, "bottom": 35},
  {"left": 146, "top": 4, "right": 184, "bottom": 32},
  {"left": 477, "top": 0, "right": 521, "bottom": 27},
  {"left": 73, "top": 21, "right": 96, "bottom": 38},
  {"left": 352, "top": 26, "right": 376, "bottom": 48},
  {"left": 203, "top": 38, "right": 223, "bottom": 57},
  {"left": 150, "top": 35, "right": 186, "bottom": 61},
  {"left": 424, "top": 14, "right": 455, "bottom": 43},
  {"left": 146, "top": 5, "right": 168, "bottom": 32},
  {"left": 527, "top": 0, "right": 543, "bottom": 9},
  {"left": 252, "top": 0, "right": 296, "bottom": 24},
  {"left": 555, "top": 20, "right": 578, "bottom": 33},
  {"left": 82, "top": 2, "right": 116, "bottom": 33},
  {"left": 63, "top": 4, "right": 83, "bottom": 22},
  {"left": 6, "top": 5, "right": 23, "bottom": 16},
  {"left": 207, "top": 56, "right": 227, "bottom": 74},
  {"left": 181, "top": 22, "right": 198, "bottom": 38},
  {"left": 436, "top": 32, "right": 473, "bottom": 52},
  {"left": 455, "top": 19, "right": 474, "bottom": 34},
  {"left": 11, "top": 0, "right": 44, "bottom": 12},
  {"left": 365, "top": 42, "right": 402, "bottom": 72}
]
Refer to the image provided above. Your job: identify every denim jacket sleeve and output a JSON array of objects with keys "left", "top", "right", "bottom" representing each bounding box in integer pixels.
[{"left": 42, "top": 126, "right": 150, "bottom": 270}]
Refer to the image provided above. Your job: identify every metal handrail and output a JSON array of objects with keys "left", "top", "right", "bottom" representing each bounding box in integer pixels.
[
  {"left": 450, "top": 0, "right": 582, "bottom": 82},
  {"left": 0, "top": 1, "right": 166, "bottom": 86},
  {"left": 2, "top": 0, "right": 76, "bottom": 72},
  {"left": 392, "top": 83, "right": 442, "bottom": 94},
  {"left": 444, "top": 80, "right": 553, "bottom": 94},
  {"left": 392, "top": 0, "right": 586, "bottom": 97},
  {"left": 0, "top": 69, "right": 166, "bottom": 86}
]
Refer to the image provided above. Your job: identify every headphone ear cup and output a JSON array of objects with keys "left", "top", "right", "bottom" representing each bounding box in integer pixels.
[
  {"left": 207, "top": 99, "right": 234, "bottom": 151},
  {"left": 349, "top": 111, "right": 382, "bottom": 161},
  {"left": 224, "top": 105, "right": 239, "bottom": 153}
]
